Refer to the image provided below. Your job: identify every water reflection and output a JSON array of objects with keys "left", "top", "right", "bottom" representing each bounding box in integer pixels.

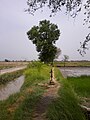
[
  {"left": 59, "top": 67, "right": 90, "bottom": 78},
  {"left": 0, "top": 76, "right": 24, "bottom": 100}
]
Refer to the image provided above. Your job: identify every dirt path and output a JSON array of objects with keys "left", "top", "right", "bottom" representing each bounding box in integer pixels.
[
  {"left": 33, "top": 68, "right": 60, "bottom": 120},
  {"left": 0, "top": 66, "right": 26, "bottom": 75}
]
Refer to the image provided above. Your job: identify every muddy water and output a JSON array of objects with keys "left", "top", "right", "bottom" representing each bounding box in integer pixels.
[
  {"left": 59, "top": 67, "right": 90, "bottom": 78},
  {"left": 0, "top": 76, "right": 24, "bottom": 100}
]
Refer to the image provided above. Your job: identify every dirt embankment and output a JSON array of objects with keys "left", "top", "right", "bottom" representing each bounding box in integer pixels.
[
  {"left": 33, "top": 68, "right": 60, "bottom": 120},
  {"left": 0, "top": 66, "right": 27, "bottom": 75}
]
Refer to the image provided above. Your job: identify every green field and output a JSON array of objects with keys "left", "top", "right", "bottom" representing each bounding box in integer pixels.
[
  {"left": 47, "top": 69, "right": 87, "bottom": 120},
  {"left": 67, "top": 76, "right": 90, "bottom": 98},
  {"left": 0, "top": 62, "right": 89, "bottom": 120},
  {"left": 0, "top": 62, "right": 51, "bottom": 120}
]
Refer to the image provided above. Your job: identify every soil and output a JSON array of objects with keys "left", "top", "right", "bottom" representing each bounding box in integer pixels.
[
  {"left": 82, "top": 97, "right": 90, "bottom": 108},
  {"left": 32, "top": 81, "right": 60, "bottom": 120},
  {"left": 0, "top": 66, "right": 26, "bottom": 75}
]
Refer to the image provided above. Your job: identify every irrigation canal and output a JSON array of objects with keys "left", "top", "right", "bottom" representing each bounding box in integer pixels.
[
  {"left": 59, "top": 67, "right": 90, "bottom": 78},
  {"left": 0, "top": 67, "right": 90, "bottom": 101},
  {"left": 0, "top": 76, "right": 24, "bottom": 100}
]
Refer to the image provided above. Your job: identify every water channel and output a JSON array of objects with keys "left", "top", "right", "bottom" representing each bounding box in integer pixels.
[
  {"left": 59, "top": 67, "right": 90, "bottom": 78},
  {"left": 0, "top": 67, "right": 90, "bottom": 101},
  {"left": 0, "top": 75, "right": 24, "bottom": 101}
]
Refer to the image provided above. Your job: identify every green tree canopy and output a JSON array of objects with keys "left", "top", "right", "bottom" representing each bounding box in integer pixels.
[{"left": 27, "top": 20, "right": 60, "bottom": 63}]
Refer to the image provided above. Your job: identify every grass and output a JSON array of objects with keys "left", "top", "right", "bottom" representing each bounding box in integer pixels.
[
  {"left": 13, "top": 88, "right": 44, "bottom": 120},
  {"left": 0, "top": 62, "right": 89, "bottom": 120},
  {"left": 0, "top": 69, "right": 25, "bottom": 85},
  {"left": 0, "top": 61, "right": 51, "bottom": 120},
  {"left": 67, "top": 76, "right": 90, "bottom": 98},
  {"left": 0, "top": 89, "right": 44, "bottom": 120},
  {"left": 0, "top": 66, "right": 13, "bottom": 70},
  {"left": 47, "top": 68, "right": 86, "bottom": 120}
]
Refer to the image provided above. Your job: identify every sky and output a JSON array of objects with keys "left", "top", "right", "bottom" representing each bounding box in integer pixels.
[{"left": 0, "top": 0, "right": 90, "bottom": 61}]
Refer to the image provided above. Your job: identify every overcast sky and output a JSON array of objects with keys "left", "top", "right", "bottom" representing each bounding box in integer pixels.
[{"left": 0, "top": 0, "right": 90, "bottom": 61}]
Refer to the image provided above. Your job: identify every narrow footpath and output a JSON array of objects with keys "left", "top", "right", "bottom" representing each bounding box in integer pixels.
[{"left": 33, "top": 68, "right": 60, "bottom": 120}]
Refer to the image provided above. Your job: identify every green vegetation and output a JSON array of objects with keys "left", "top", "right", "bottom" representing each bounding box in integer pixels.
[
  {"left": 26, "top": 0, "right": 90, "bottom": 57},
  {"left": 0, "top": 62, "right": 89, "bottom": 120},
  {"left": 0, "top": 69, "right": 25, "bottom": 85},
  {"left": 67, "top": 76, "right": 90, "bottom": 98},
  {"left": 0, "top": 66, "right": 13, "bottom": 70},
  {"left": 27, "top": 20, "right": 60, "bottom": 63},
  {"left": 24, "top": 61, "right": 50, "bottom": 87},
  {"left": 47, "top": 68, "right": 86, "bottom": 120},
  {"left": 0, "top": 62, "right": 51, "bottom": 120}
]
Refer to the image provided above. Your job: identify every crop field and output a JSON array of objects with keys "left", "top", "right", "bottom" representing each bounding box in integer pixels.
[
  {"left": 0, "top": 62, "right": 51, "bottom": 120},
  {"left": 1, "top": 61, "right": 90, "bottom": 70},
  {"left": 0, "top": 61, "right": 28, "bottom": 70},
  {"left": 67, "top": 76, "right": 90, "bottom": 98},
  {"left": 47, "top": 69, "right": 90, "bottom": 120},
  {"left": 54, "top": 61, "right": 90, "bottom": 67},
  {"left": 0, "top": 62, "right": 90, "bottom": 120}
]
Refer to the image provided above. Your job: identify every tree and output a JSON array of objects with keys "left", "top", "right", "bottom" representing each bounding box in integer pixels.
[
  {"left": 26, "top": 0, "right": 90, "bottom": 55},
  {"left": 26, "top": 0, "right": 82, "bottom": 16},
  {"left": 63, "top": 55, "right": 69, "bottom": 67},
  {"left": 55, "top": 48, "right": 62, "bottom": 59},
  {"left": 77, "top": 33, "right": 90, "bottom": 56},
  {"left": 5, "top": 59, "right": 10, "bottom": 62},
  {"left": 27, "top": 20, "right": 60, "bottom": 63}
]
